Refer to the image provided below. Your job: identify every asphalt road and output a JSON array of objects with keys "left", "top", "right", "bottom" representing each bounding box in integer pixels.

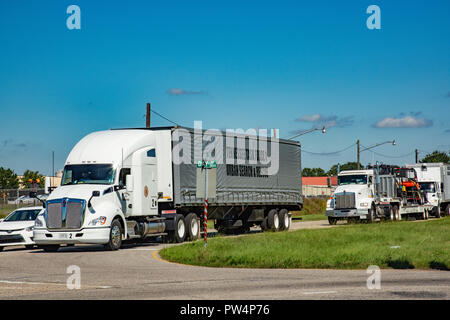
[{"left": 0, "top": 221, "right": 449, "bottom": 300}]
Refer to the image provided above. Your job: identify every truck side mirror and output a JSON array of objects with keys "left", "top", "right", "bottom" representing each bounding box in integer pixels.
[
  {"left": 126, "top": 175, "right": 133, "bottom": 192},
  {"left": 88, "top": 191, "right": 100, "bottom": 208}
]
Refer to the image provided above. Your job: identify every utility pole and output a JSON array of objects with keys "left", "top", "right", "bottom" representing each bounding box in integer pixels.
[
  {"left": 146, "top": 102, "right": 151, "bottom": 128},
  {"left": 415, "top": 149, "right": 419, "bottom": 163},
  {"left": 357, "top": 140, "right": 360, "bottom": 170}
]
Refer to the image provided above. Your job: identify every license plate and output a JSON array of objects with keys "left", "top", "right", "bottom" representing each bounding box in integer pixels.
[{"left": 58, "top": 233, "right": 73, "bottom": 239}]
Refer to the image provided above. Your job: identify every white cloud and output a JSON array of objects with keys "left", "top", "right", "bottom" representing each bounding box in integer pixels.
[
  {"left": 374, "top": 116, "right": 432, "bottom": 128},
  {"left": 167, "top": 88, "right": 206, "bottom": 96}
]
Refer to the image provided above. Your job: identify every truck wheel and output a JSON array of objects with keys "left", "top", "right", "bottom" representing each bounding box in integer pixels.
[
  {"left": 267, "top": 209, "right": 280, "bottom": 231},
  {"left": 279, "top": 209, "right": 290, "bottom": 231},
  {"left": 392, "top": 206, "right": 400, "bottom": 221},
  {"left": 260, "top": 217, "right": 268, "bottom": 232},
  {"left": 435, "top": 206, "right": 441, "bottom": 218},
  {"left": 446, "top": 204, "right": 450, "bottom": 217},
  {"left": 104, "top": 219, "right": 123, "bottom": 251},
  {"left": 168, "top": 214, "right": 186, "bottom": 243},
  {"left": 368, "top": 205, "right": 376, "bottom": 223},
  {"left": 185, "top": 213, "right": 200, "bottom": 241},
  {"left": 0, "top": 246, "right": 4, "bottom": 252},
  {"left": 389, "top": 207, "right": 394, "bottom": 221},
  {"left": 328, "top": 217, "right": 337, "bottom": 225},
  {"left": 40, "top": 245, "right": 60, "bottom": 252}
]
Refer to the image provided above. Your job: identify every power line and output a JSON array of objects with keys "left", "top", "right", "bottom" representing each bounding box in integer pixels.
[
  {"left": 302, "top": 143, "right": 356, "bottom": 156},
  {"left": 145, "top": 108, "right": 181, "bottom": 126},
  {"left": 360, "top": 144, "right": 415, "bottom": 159}
]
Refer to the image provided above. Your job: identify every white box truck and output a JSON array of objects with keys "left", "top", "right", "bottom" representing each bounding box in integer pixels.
[
  {"left": 34, "top": 127, "right": 302, "bottom": 251},
  {"left": 405, "top": 163, "right": 450, "bottom": 217},
  {"left": 325, "top": 164, "right": 433, "bottom": 224}
]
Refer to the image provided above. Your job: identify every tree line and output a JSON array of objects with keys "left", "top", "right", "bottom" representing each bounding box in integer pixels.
[
  {"left": 302, "top": 150, "right": 450, "bottom": 177},
  {"left": 0, "top": 168, "right": 45, "bottom": 189}
]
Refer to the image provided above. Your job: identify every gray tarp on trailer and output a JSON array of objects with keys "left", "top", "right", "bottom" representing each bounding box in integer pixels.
[{"left": 172, "top": 127, "right": 302, "bottom": 206}]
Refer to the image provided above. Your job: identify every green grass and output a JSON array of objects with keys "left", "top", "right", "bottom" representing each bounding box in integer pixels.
[
  {"left": 160, "top": 217, "right": 450, "bottom": 270},
  {"left": 291, "top": 197, "right": 328, "bottom": 221}
]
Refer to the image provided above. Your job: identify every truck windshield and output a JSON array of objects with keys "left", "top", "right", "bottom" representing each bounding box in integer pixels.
[
  {"left": 62, "top": 164, "right": 115, "bottom": 185},
  {"left": 419, "top": 182, "right": 435, "bottom": 193},
  {"left": 338, "top": 175, "right": 367, "bottom": 185}
]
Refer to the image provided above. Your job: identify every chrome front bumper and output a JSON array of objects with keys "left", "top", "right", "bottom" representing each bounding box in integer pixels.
[
  {"left": 326, "top": 208, "right": 369, "bottom": 219},
  {"left": 33, "top": 227, "right": 110, "bottom": 245}
]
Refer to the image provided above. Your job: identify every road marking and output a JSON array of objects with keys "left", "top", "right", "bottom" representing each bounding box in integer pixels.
[
  {"left": 0, "top": 280, "right": 65, "bottom": 286},
  {"left": 0, "top": 280, "right": 112, "bottom": 290},
  {"left": 302, "top": 291, "right": 338, "bottom": 295}
]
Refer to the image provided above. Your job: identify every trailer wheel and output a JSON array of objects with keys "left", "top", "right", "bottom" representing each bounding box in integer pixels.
[
  {"left": 279, "top": 209, "right": 290, "bottom": 231},
  {"left": 445, "top": 204, "right": 450, "bottom": 217},
  {"left": 185, "top": 213, "right": 200, "bottom": 241},
  {"left": 328, "top": 217, "right": 337, "bottom": 225},
  {"left": 168, "top": 214, "right": 186, "bottom": 243},
  {"left": 267, "top": 209, "right": 280, "bottom": 231},
  {"left": 104, "top": 219, "right": 123, "bottom": 251}
]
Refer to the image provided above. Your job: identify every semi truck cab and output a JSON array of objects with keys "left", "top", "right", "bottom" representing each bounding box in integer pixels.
[
  {"left": 34, "top": 129, "right": 170, "bottom": 251},
  {"left": 325, "top": 170, "right": 375, "bottom": 224}
]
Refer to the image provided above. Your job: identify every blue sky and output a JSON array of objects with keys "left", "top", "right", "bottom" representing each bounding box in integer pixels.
[{"left": 0, "top": 0, "right": 449, "bottom": 175}]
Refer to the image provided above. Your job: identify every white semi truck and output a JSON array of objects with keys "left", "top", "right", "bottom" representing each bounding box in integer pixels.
[
  {"left": 405, "top": 162, "right": 450, "bottom": 217},
  {"left": 34, "top": 127, "right": 302, "bottom": 251},
  {"left": 325, "top": 165, "right": 433, "bottom": 224}
]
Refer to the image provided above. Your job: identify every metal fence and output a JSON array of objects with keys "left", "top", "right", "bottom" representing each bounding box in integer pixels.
[{"left": 0, "top": 188, "right": 46, "bottom": 215}]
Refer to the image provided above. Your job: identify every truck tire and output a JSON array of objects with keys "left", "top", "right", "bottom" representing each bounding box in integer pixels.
[
  {"left": 389, "top": 207, "right": 394, "bottom": 221},
  {"left": 435, "top": 206, "right": 441, "bottom": 218},
  {"left": 446, "top": 204, "right": 450, "bottom": 217},
  {"left": 0, "top": 246, "right": 4, "bottom": 252},
  {"left": 328, "top": 217, "right": 337, "bottom": 225},
  {"left": 368, "top": 205, "right": 376, "bottom": 223},
  {"left": 393, "top": 205, "right": 400, "bottom": 221},
  {"left": 267, "top": 209, "right": 280, "bottom": 231},
  {"left": 104, "top": 219, "right": 123, "bottom": 251},
  {"left": 185, "top": 213, "right": 200, "bottom": 241},
  {"left": 40, "top": 245, "right": 60, "bottom": 252},
  {"left": 168, "top": 214, "right": 186, "bottom": 243},
  {"left": 279, "top": 209, "right": 290, "bottom": 231}
]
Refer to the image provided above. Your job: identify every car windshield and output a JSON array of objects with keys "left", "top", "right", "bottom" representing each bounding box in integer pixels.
[
  {"left": 4, "top": 209, "right": 41, "bottom": 222},
  {"left": 338, "top": 175, "right": 368, "bottom": 185},
  {"left": 62, "top": 164, "right": 115, "bottom": 185},
  {"left": 419, "top": 182, "right": 435, "bottom": 193}
]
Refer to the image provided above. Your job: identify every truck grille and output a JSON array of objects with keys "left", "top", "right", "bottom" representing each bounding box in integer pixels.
[
  {"left": 46, "top": 198, "right": 86, "bottom": 230},
  {"left": 335, "top": 192, "right": 356, "bottom": 209}
]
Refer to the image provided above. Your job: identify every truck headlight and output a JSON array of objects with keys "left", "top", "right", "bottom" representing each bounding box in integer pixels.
[
  {"left": 26, "top": 226, "right": 34, "bottom": 232},
  {"left": 88, "top": 216, "right": 107, "bottom": 226},
  {"left": 360, "top": 202, "right": 369, "bottom": 207}
]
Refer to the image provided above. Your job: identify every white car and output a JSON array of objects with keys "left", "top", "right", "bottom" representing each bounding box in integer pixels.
[{"left": 0, "top": 206, "right": 44, "bottom": 251}]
